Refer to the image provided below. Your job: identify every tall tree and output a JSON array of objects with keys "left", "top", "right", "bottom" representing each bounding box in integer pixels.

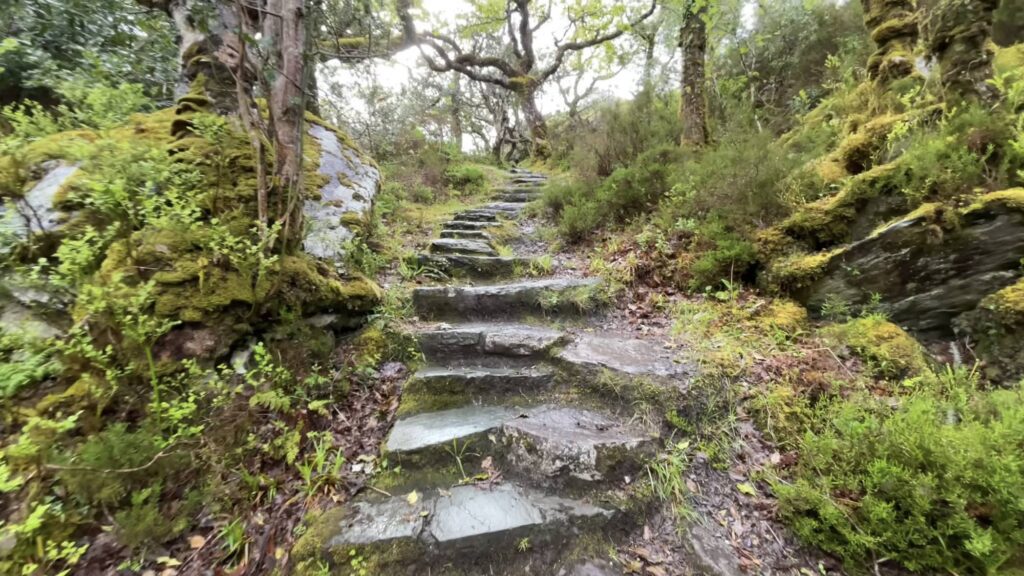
[
  {"left": 859, "top": 0, "right": 919, "bottom": 86},
  {"left": 923, "top": 0, "right": 1002, "bottom": 103},
  {"left": 402, "top": 0, "right": 657, "bottom": 155},
  {"left": 678, "top": 0, "right": 709, "bottom": 147}
]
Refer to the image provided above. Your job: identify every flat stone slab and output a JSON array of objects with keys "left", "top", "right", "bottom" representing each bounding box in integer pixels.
[
  {"left": 511, "top": 176, "right": 547, "bottom": 185},
  {"left": 327, "top": 483, "right": 611, "bottom": 551},
  {"left": 557, "top": 334, "right": 691, "bottom": 379},
  {"left": 502, "top": 407, "right": 656, "bottom": 483},
  {"left": 454, "top": 210, "right": 500, "bottom": 222},
  {"left": 417, "top": 254, "right": 533, "bottom": 279},
  {"left": 386, "top": 405, "right": 518, "bottom": 454},
  {"left": 413, "top": 278, "right": 603, "bottom": 319},
  {"left": 445, "top": 220, "right": 493, "bottom": 231},
  {"left": 497, "top": 192, "right": 540, "bottom": 203},
  {"left": 440, "top": 229, "right": 492, "bottom": 241},
  {"left": 482, "top": 202, "right": 524, "bottom": 213},
  {"left": 418, "top": 323, "right": 566, "bottom": 359},
  {"left": 405, "top": 366, "right": 555, "bottom": 397},
  {"left": 429, "top": 238, "right": 498, "bottom": 257}
]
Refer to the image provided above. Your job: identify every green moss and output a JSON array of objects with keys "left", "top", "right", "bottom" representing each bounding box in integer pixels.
[
  {"left": 833, "top": 113, "right": 903, "bottom": 174},
  {"left": 981, "top": 278, "right": 1024, "bottom": 319},
  {"left": 969, "top": 187, "right": 1024, "bottom": 212},
  {"left": 778, "top": 162, "right": 906, "bottom": 249},
  {"left": 760, "top": 249, "right": 842, "bottom": 294},
  {"left": 994, "top": 44, "right": 1024, "bottom": 76},
  {"left": 823, "top": 315, "right": 931, "bottom": 379},
  {"left": 760, "top": 300, "right": 809, "bottom": 336},
  {"left": 395, "top": 391, "right": 472, "bottom": 417}
]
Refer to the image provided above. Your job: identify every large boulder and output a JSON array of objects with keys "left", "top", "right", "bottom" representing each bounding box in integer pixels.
[
  {"left": 1, "top": 101, "right": 383, "bottom": 365},
  {"left": 764, "top": 189, "right": 1024, "bottom": 335}
]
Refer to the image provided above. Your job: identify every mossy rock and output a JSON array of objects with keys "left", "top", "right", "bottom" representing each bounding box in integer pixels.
[
  {"left": 776, "top": 162, "right": 909, "bottom": 251},
  {"left": 833, "top": 113, "right": 904, "bottom": 174},
  {"left": 955, "top": 278, "right": 1024, "bottom": 382},
  {"left": 758, "top": 248, "right": 843, "bottom": 294},
  {"left": 823, "top": 316, "right": 931, "bottom": 379}
]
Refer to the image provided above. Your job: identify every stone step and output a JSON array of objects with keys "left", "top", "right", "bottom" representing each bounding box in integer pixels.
[
  {"left": 413, "top": 278, "right": 604, "bottom": 319},
  {"left": 404, "top": 365, "right": 556, "bottom": 399},
  {"left": 511, "top": 176, "right": 547, "bottom": 185},
  {"left": 418, "top": 323, "right": 566, "bottom": 361},
  {"left": 417, "top": 253, "right": 534, "bottom": 279},
  {"left": 496, "top": 184, "right": 545, "bottom": 193},
  {"left": 481, "top": 202, "right": 524, "bottom": 214},
  {"left": 385, "top": 404, "right": 655, "bottom": 485},
  {"left": 307, "top": 483, "right": 614, "bottom": 572},
  {"left": 444, "top": 220, "right": 493, "bottom": 231},
  {"left": 385, "top": 405, "right": 518, "bottom": 460},
  {"left": 496, "top": 192, "right": 540, "bottom": 203},
  {"left": 502, "top": 406, "right": 657, "bottom": 485},
  {"left": 556, "top": 333, "right": 694, "bottom": 380},
  {"left": 439, "top": 229, "right": 492, "bottom": 241},
  {"left": 454, "top": 210, "right": 500, "bottom": 223},
  {"left": 429, "top": 238, "right": 498, "bottom": 257}
]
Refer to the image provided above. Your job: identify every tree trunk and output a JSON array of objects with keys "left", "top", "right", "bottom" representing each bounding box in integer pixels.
[
  {"left": 450, "top": 74, "right": 464, "bottom": 152},
  {"left": 923, "top": 0, "right": 1002, "bottom": 102},
  {"left": 518, "top": 87, "right": 549, "bottom": 156},
  {"left": 155, "top": 0, "right": 250, "bottom": 112},
  {"left": 678, "top": 4, "right": 709, "bottom": 148},
  {"left": 642, "top": 33, "right": 657, "bottom": 89},
  {"left": 264, "top": 0, "right": 308, "bottom": 243},
  {"left": 860, "top": 0, "right": 919, "bottom": 85}
]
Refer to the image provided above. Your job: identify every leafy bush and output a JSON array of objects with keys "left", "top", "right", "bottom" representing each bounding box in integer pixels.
[
  {"left": 774, "top": 373, "right": 1024, "bottom": 574},
  {"left": 444, "top": 163, "right": 486, "bottom": 193}
]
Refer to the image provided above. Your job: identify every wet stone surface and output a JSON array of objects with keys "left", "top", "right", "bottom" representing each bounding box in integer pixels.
[
  {"left": 418, "top": 323, "right": 566, "bottom": 359},
  {"left": 558, "top": 333, "right": 693, "bottom": 379},
  {"left": 385, "top": 405, "right": 518, "bottom": 454},
  {"left": 405, "top": 366, "right": 556, "bottom": 397},
  {"left": 444, "top": 220, "right": 494, "bottom": 231},
  {"left": 502, "top": 406, "right": 656, "bottom": 483},
  {"left": 439, "top": 229, "right": 492, "bottom": 241},
  {"left": 329, "top": 483, "right": 612, "bottom": 550},
  {"left": 417, "top": 253, "right": 534, "bottom": 279},
  {"left": 0, "top": 161, "right": 78, "bottom": 240},
  {"left": 413, "top": 278, "right": 603, "bottom": 319},
  {"left": 304, "top": 124, "right": 380, "bottom": 264},
  {"left": 429, "top": 238, "right": 498, "bottom": 257}
]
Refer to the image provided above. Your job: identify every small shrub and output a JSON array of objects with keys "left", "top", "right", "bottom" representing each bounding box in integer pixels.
[
  {"left": 444, "top": 164, "right": 486, "bottom": 193},
  {"left": 774, "top": 382, "right": 1024, "bottom": 574}
]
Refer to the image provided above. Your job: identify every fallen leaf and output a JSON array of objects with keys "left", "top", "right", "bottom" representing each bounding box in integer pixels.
[
  {"left": 646, "top": 566, "right": 669, "bottom": 576},
  {"left": 188, "top": 535, "right": 206, "bottom": 549},
  {"left": 156, "top": 557, "right": 181, "bottom": 567},
  {"left": 736, "top": 482, "right": 757, "bottom": 496},
  {"left": 406, "top": 490, "right": 420, "bottom": 505}
]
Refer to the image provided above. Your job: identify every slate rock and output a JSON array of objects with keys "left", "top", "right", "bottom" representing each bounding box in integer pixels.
[
  {"left": 502, "top": 406, "right": 656, "bottom": 484},
  {"left": 558, "top": 334, "right": 692, "bottom": 379},
  {"left": 429, "top": 238, "right": 498, "bottom": 257}
]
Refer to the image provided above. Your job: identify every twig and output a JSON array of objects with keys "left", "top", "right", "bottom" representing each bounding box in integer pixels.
[
  {"left": 366, "top": 485, "right": 393, "bottom": 497},
  {"left": 44, "top": 445, "right": 183, "bottom": 474}
]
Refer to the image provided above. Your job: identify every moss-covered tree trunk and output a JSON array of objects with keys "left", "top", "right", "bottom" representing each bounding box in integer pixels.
[
  {"left": 138, "top": 0, "right": 252, "bottom": 112},
  {"left": 518, "top": 85, "right": 550, "bottom": 158},
  {"left": 679, "top": 2, "right": 709, "bottom": 148},
  {"left": 924, "top": 0, "right": 1002, "bottom": 102},
  {"left": 860, "top": 0, "right": 919, "bottom": 85},
  {"left": 263, "top": 0, "right": 309, "bottom": 245}
]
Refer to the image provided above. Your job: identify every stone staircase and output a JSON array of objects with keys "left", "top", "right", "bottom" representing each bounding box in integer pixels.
[{"left": 297, "top": 169, "right": 694, "bottom": 575}]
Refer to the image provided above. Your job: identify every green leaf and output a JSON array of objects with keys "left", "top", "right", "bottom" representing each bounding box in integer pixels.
[{"left": 736, "top": 482, "right": 757, "bottom": 496}]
